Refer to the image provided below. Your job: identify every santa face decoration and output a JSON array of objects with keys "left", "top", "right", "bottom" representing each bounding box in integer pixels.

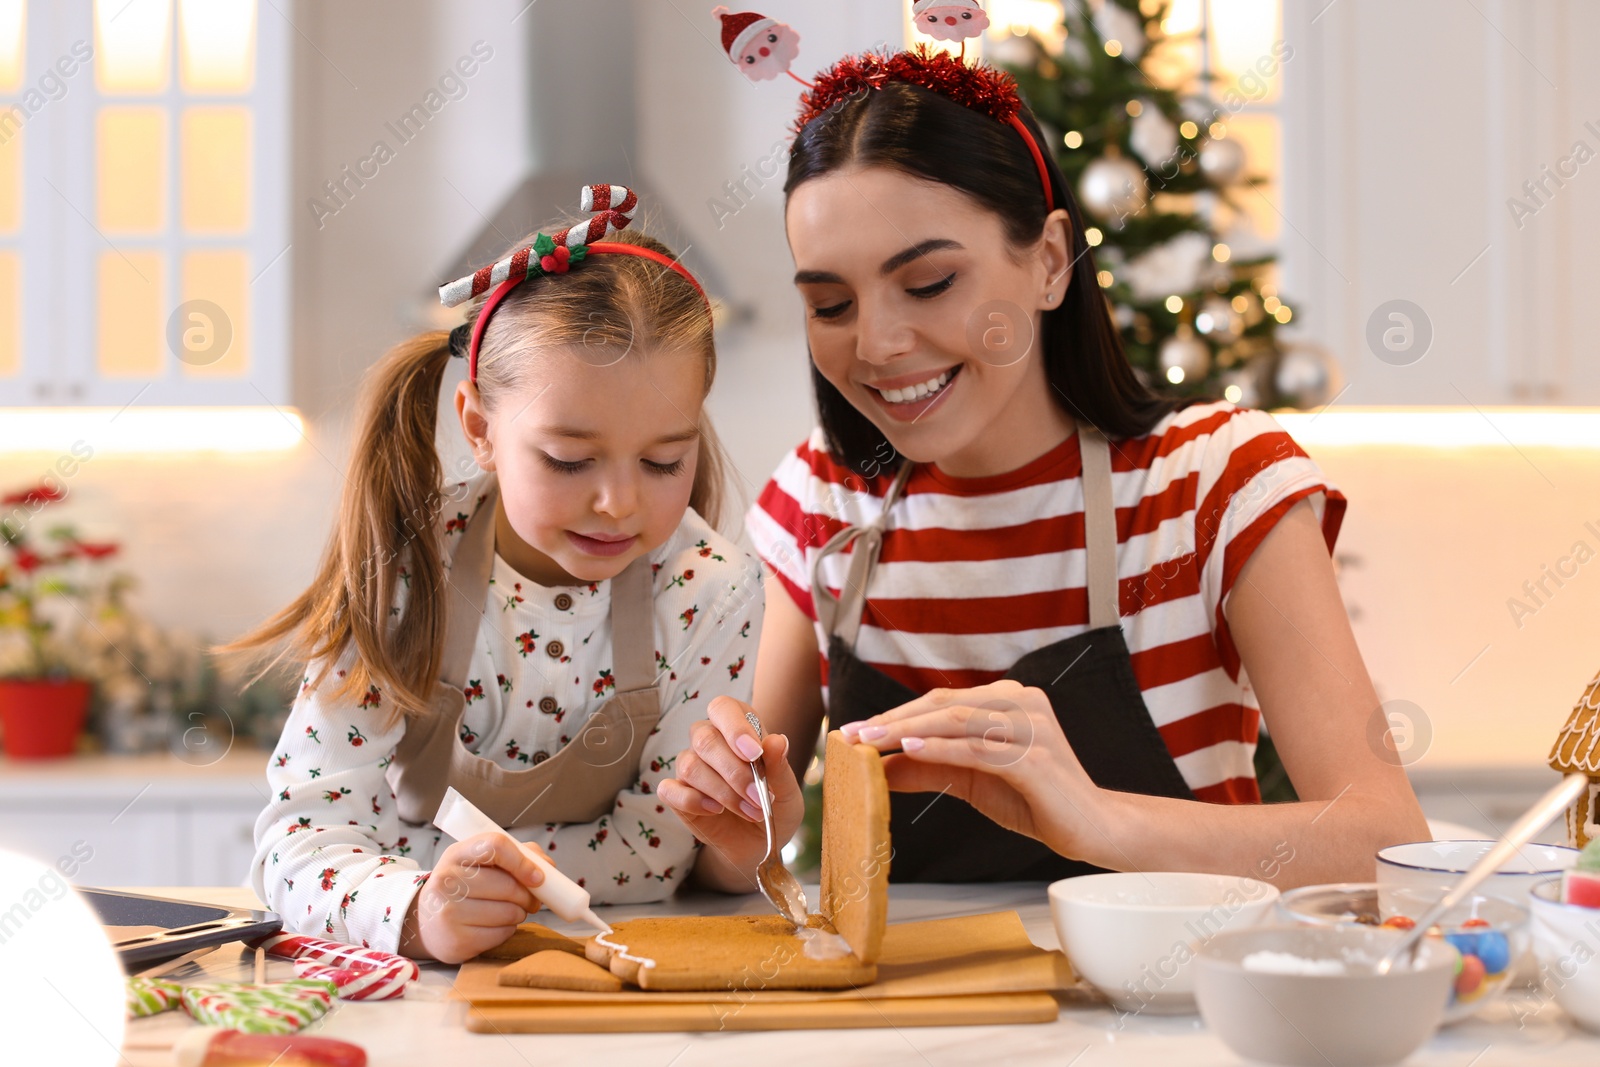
[
  {"left": 914, "top": 0, "right": 990, "bottom": 43},
  {"left": 714, "top": 7, "right": 802, "bottom": 83}
]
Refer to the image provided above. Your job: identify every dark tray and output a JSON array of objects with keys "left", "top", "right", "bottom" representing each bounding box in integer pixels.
[{"left": 82, "top": 887, "right": 281, "bottom": 970}]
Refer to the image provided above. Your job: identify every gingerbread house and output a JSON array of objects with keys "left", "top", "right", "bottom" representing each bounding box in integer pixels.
[{"left": 1548, "top": 667, "right": 1600, "bottom": 849}]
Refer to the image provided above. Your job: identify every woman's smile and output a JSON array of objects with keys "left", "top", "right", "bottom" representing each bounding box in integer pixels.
[{"left": 862, "top": 365, "right": 962, "bottom": 422}]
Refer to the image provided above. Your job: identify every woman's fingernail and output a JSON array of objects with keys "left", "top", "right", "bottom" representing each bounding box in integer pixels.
[
  {"left": 839, "top": 721, "right": 861, "bottom": 737},
  {"left": 740, "top": 800, "right": 763, "bottom": 820},
  {"left": 700, "top": 798, "right": 724, "bottom": 815},
  {"left": 745, "top": 782, "right": 764, "bottom": 806},
  {"left": 859, "top": 725, "right": 889, "bottom": 741},
  {"left": 735, "top": 736, "right": 763, "bottom": 761},
  {"left": 902, "top": 736, "right": 926, "bottom": 752}
]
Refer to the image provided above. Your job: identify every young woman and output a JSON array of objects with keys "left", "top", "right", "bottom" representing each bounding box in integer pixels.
[
  {"left": 657, "top": 52, "right": 1428, "bottom": 891},
  {"left": 228, "top": 190, "right": 763, "bottom": 963}
]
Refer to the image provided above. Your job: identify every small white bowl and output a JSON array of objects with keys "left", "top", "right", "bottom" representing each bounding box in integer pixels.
[
  {"left": 1195, "top": 925, "right": 1456, "bottom": 1067},
  {"left": 1376, "top": 840, "right": 1578, "bottom": 908},
  {"left": 1528, "top": 876, "right": 1600, "bottom": 1033},
  {"left": 1048, "top": 871, "right": 1279, "bottom": 1015}
]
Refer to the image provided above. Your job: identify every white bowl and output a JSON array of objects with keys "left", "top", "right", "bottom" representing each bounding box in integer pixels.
[
  {"left": 1048, "top": 871, "right": 1279, "bottom": 1015},
  {"left": 1528, "top": 876, "right": 1600, "bottom": 1033},
  {"left": 1195, "top": 925, "right": 1456, "bottom": 1067},
  {"left": 1376, "top": 840, "right": 1578, "bottom": 908}
]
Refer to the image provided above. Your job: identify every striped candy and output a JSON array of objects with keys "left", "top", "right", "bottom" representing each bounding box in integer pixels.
[
  {"left": 125, "top": 976, "right": 183, "bottom": 1018},
  {"left": 181, "top": 978, "right": 337, "bottom": 1035},
  {"left": 247, "top": 932, "right": 420, "bottom": 983},
  {"left": 438, "top": 185, "right": 638, "bottom": 306},
  {"left": 294, "top": 956, "right": 412, "bottom": 1001}
]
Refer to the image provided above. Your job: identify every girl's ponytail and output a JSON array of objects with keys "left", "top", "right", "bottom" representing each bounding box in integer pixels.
[{"left": 218, "top": 331, "right": 455, "bottom": 726}]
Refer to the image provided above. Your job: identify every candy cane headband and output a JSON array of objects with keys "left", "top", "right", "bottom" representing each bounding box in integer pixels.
[{"left": 439, "top": 185, "right": 711, "bottom": 383}]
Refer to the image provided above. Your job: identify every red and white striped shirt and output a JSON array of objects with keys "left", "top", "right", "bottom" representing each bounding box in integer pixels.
[{"left": 746, "top": 401, "right": 1347, "bottom": 804}]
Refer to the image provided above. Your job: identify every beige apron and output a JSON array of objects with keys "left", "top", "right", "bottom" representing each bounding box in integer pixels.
[{"left": 387, "top": 477, "right": 662, "bottom": 830}]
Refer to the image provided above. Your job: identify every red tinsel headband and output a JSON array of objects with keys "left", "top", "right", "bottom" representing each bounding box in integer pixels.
[
  {"left": 795, "top": 47, "right": 1055, "bottom": 213},
  {"left": 439, "top": 185, "right": 711, "bottom": 383}
]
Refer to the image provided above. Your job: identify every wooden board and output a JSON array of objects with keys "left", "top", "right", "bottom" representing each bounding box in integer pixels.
[
  {"left": 464, "top": 992, "right": 1062, "bottom": 1033},
  {"left": 454, "top": 910, "right": 1074, "bottom": 1027}
]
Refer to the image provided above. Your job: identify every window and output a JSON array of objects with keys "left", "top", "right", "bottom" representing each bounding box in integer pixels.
[{"left": 0, "top": 0, "right": 288, "bottom": 407}]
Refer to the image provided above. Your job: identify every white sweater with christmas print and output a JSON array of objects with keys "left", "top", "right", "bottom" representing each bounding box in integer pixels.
[{"left": 249, "top": 472, "right": 762, "bottom": 953}]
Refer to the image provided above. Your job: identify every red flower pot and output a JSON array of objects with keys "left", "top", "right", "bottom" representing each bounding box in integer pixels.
[{"left": 0, "top": 678, "right": 92, "bottom": 759}]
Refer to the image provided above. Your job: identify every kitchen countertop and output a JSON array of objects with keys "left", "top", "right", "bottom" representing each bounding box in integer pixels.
[{"left": 116, "top": 883, "right": 1600, "bottom": 1066}]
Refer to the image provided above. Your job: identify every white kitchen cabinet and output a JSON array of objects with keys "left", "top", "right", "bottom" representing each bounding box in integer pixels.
[
  {"left": 1281, "top": 0, "right": 1600, "bottom": 405},
  {"left": 0, "top": 750, "right": 268, "bottom": 887}
]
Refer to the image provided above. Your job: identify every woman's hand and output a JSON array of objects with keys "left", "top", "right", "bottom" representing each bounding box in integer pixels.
[
  {"left": 841, "top": 679, "right": 1107, "bottom": 860},
  {"left": 398, "top": 832, "right": 545, "bottom": 964},
  {"left": 657, "top": 696, "right": 805, "bottom": 885}
]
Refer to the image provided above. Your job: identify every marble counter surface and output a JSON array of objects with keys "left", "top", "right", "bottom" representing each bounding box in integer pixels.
[{"left": 110, "top": 883, "right": 1600, "bottom": 1066}]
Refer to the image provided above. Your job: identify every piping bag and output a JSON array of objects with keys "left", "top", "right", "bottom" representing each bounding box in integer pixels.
[{"left": 433, "top": 787, "right": 611, "bottom": 935}]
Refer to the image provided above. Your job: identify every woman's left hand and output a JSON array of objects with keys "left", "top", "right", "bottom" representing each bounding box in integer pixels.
[{"left": 840, "top": 679, "right": 1105, "bottom": 859}]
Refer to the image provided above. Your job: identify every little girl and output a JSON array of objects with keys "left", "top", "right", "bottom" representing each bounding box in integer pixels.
[{"left": 228, "top": 187, "right": 764, "bottom": 963}]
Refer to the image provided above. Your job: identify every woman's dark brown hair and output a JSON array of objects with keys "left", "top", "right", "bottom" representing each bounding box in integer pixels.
[
  {"left": 784, "top": 79, "right": 1184, "bottom": 472},
  {"left": 219, "top": 228, "right": 726, "bottom": 725}
]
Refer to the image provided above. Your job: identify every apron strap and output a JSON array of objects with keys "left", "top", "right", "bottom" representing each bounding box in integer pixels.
[
  {"left": 437, "top": 478, "right": 499, "bottom": 690},
  {"left": 812, "top": 461, "right": 915, "bottom": 648},
  {"left": 610, "top": 554, "right": 657, "bottom": 693},
  {"left": 815, "top": 420, "right": 1122, "bottom": 653},
  {"left": 1076, "top": 421, "right": 1121, "bottom": 631}
]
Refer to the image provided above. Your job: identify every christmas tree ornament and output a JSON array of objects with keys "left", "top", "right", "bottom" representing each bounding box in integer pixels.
[
  {"left": 1195, "top": 294, "right": 1242, "bottom": 343},
  {"left": 1220, "top": 365, "right": 1263, "bottom": 407},
  {"left": 1092, "top": 1, "right": 1146, "bottom": 61},
  {"left": 1159, "top": 325, "right": 1210, "bottom": 383},
  {"left": 1078, "top": 150, "right": 1149, "bottom": 222},
  {"left": 1199, "top": 135, "right": 1247, "bottom": 184},
  {"left": 713, "top": 7, "right": 809, "bottom": 85},
  {"left": 1121, "top": 231, "right": 1210, "bottom": 302},
  {"left": 1129, "top": 104, "right": 1178, "bottom": 166},
  {"left": 1272, "top": 343, "right": 1341, "bottom": 408},
  {"left": 912, "top": 0, "right": 991, "bottom": 49}
]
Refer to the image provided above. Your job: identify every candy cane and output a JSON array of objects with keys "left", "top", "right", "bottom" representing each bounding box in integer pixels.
[
  {"left": 439, "top": 185, "right": 637, "bottom": 307},
  {"left": 247, "top": 932, "right": 420, "bottom": 983},
  {"left": 294, "top": 956, "right": 413, "bottom": 1001}
]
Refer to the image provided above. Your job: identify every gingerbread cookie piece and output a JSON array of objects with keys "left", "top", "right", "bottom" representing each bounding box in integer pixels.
[
  {"left": 479, "top": 920, "right": 588, "bottom": 961},
  {"left": 497, "top": 950, "right": 624, "bottom": 993},
  {"left": 819, "top": 730, "right": 892, "bottom": 963}
]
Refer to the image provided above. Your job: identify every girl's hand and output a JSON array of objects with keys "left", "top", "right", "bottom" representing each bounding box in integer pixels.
[
  {"left": 658, "top": 696, "right": 805, "bottom": 879},
  {"left": 398, "top": 832, "right": 546, "bottom": 964},
  {"left": 840, "top": 680, "right": 1105, "bottom": 859}
]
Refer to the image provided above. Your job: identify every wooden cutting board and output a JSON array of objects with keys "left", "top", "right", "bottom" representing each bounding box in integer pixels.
[
  {"left": 453, "top": 910, "right": 1073, "bottom": 1031},
  {"left": 464, "top": 992, "right": 1062, "bottom": 1033}
]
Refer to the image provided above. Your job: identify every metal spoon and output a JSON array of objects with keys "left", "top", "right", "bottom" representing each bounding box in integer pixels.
[
  {"left": 745, "top": 711, "right": 809, "bottom": 928},
  {"left": 1374, "top": 772, "right": 1589, "bottom": 975}
]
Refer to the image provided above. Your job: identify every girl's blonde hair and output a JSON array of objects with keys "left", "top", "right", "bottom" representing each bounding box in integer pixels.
[{"left": 219, "top": 228, "right": 726, "bottom": 725}]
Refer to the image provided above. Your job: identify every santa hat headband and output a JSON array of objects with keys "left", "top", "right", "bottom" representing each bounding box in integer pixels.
[
  {"left": 439, "top": 185, "right": 711, "bottom": 383},
  {"left": 794, "top": 47, "right": 1054, "bottom": 212},
  {"left": 912, "top": 0, "right": 982, "bottom": 12},
  {"left": 714, "top": 7, "right": 778, "bottom": 62}
]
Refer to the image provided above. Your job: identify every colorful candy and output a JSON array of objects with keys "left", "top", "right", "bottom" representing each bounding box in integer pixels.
[
  {"left": 1454, "top": 953, "right": 1486, "bottom": 997},
  {"left": 181, "top": 979, "right": 338, "bottom": 1035},
  {"left": 1561, "top": 841, "right": 1600, "bottom": 907},
  {"left": 293, "top": 956, "right": 411, "bottom": 1001},
  {"left": 125, "top": 976, "right": 183, "bottom": 1018},
  {"left": 172, "top": 1027, "right": 367, "bottom": 1067},
  {"left": 246, "top": 933, "right": 420, "bottom": 983}
]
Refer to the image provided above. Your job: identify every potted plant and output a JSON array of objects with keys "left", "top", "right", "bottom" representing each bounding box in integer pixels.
[{"left": 0, "top": 483, "right": 121, "bottom": 758}]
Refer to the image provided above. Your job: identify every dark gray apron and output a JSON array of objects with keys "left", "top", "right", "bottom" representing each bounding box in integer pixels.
[{"left": 811, "top": 420, "right": 1198, "bottom": 882}]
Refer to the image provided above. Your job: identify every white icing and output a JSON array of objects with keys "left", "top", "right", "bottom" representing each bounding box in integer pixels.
[
  {"left": 796, "top": 927, "right": 853, "bottom": 960},
  {"left": 594, "top": 929, "right": 656, "bottom": 969}
]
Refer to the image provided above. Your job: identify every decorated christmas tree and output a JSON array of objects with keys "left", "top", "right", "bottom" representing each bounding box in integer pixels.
[{"left": 994, "top": 0, "right": 1335, "bottom": 410}]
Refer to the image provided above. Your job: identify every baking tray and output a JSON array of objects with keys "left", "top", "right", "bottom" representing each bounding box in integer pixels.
[{"left": 81, "top": 887, "right": 281, "bottom": 970}]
